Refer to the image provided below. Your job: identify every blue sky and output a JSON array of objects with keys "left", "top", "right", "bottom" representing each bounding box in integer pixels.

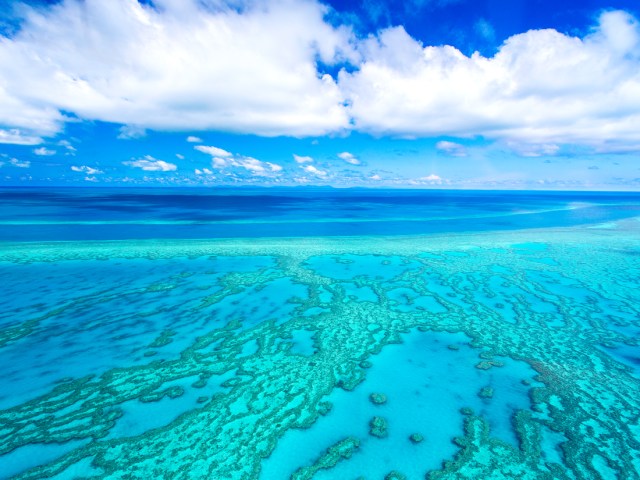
[{"left": 0, "top": 0, "right": 639, "bottom": 189}]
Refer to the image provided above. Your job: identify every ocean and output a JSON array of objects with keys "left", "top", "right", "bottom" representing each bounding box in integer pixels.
[{"left": 0, "top": 188, "right": 639, "bottom": 479}]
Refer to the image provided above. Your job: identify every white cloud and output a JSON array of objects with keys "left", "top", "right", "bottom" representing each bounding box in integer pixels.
[
  {"left": 508, "top": 143, "right": 560, "bottom": 157},
  {"left": 338, "top": 151, "right": 361, "bottom": 165},
  {"left": 303, "top": 164, "right": 327, "bottom": 176},
  {"left": 212, "top": 157, "right": 229, "bottom": 168},
  {"left": 123, "top": 155, "right": 177, "bottom": 171},
  {"left": 234, "top": 157, "right": 267, "bottom": 173},
  {"left": 117, "top": 125, "right": 147, "bottom": 139},
  {"left": 411, "top": 174, "right": 443, "bottom": 185},
  {"left": 339, "top": 10, "right": 640, "bottom": 151},
  {"left": 176, "top": 153, "right": 185, "bottom": 160},
  {"left": 10, "top": 158, "right": 31, "bottom": 168},
  {"left": 194, "top": 145, "right": 232, "bottom": 157},
  {"left": 0, "top": 0, "right": 353, "bottom": 138},
  {"left": 293, "top": 154, "right": 314, "bottom": 163},
  {"left": 2, "top": 2, "right": 638, "bottom": 153},
  {"left": 195, "top": 144, "right": 282, "bottom": 176},
  {"left": 33, "top": 147, "right": 56, "bottom": 156},
  {"left": 71, "top": 165, "right": 103, "bottom": 174},
  {"left": 421, "top": 174, "right": 441, "bottom": 181},
  {"left": 369, "top": 174, "right": 382, "bottom": 180},
  {"left": 231, "top": 157, "right": 283, "bottom": 175},
  {"left": 0, "top": 129, "right": 43, "bottom": 145},
  {"left": 186, "top": 136, "right": 202, "bottom": 143},
  {"left": 58, "top": 140, "right": 76, "bottom": 152},
  {"left": 436, "top": 140, "right": 467, "bottom": 156}
]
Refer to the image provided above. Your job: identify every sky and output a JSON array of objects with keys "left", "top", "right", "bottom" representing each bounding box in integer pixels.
[{"left": 0, "top": 0, "right": 639, "bottom": 189}]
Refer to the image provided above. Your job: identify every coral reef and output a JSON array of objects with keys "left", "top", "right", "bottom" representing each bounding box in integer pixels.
[
  {"left": 369, "top": 393, "right": 387, "bottom": 405},
  {"left": 0, "top": 225, "right": 639, "bottom": 479},
  {"left": 369, "top": 416, "right": 389, "bottom": 438}
]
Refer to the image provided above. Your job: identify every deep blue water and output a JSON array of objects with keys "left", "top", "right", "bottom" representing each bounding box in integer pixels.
[{"left": 1, "top": 187, "right": 639, "bottom": 241}]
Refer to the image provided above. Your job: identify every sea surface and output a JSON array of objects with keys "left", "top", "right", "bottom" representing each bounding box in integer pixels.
[{"left": 0, "top": 187, "right": 639, "bottom": 479}]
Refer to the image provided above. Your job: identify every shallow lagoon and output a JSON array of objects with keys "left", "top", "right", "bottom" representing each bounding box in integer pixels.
[{"left": 1, "top": 191, "right": 640, "bottom": 479}]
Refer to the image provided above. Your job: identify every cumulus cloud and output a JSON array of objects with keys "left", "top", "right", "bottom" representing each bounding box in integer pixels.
[
  {"left": 420, "top": 174, "right": 442, "bottom": 182},
  {"left": 71, "top": 165, "right": 103, "bottom": 174},
  {"left": 9, "top": 158, "right": 31, "bottom": 168},
  {"left": 293, "top": 154, "right": 314, "bottom": 163},
  {"left": 394, "top": 173, "right": 449, "bottom": 187},
  {"left": 58, "top": 140, "right": 76, "bottom": 152},
  {"left": 1, "top": 2, "right": 639, "bottom": 154},
  {"left": 232, "top": 157, "right": 282, "bottom": 174},
  {"left": 338, "top": 151, "right": 361, "bottom": 165},
  {"left": 0, "top": 0, "right": 353, "bottom": 138},
  {"left": 0, "top": 129, "right": 42, "bottom": 145},
  {"left": 195, "top": 144, "right": 282, "bottom": 176},
  {"left": 234, "top": 158, "right": 263, "bottom": 173},
  {"left": 211, "top": 157, "right": 230, "bottom": 168},
  {"left": 409, "top": 174, "right": 444, "bottom": 185},
  {"left": 339, "top": 10, "right": 640, "bottom": 151},
  {"left": 303, "top": 164, "right": 327, "bottom": 176},
  {"left": 508, "top": 143, "right": 560, "bottom": 157},
  {"left": 194, "top": 145, "right": 232, "bottom": 157},
  {"left": 123, "top": 155, "right": 177, "bottom": 171},
  {"left": 33, "top": 147, "right": 56, "bottom": 156},
  {"left": 187, "top": 136, "right": 202, "bottom": 143},
  {"left": 436, "top": 140, "right": 467, "bottom": 156},
  {"left": 117, "top": 125, "right": 147, "bottom": 139}
]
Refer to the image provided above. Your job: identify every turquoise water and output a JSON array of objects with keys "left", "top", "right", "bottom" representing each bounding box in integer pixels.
[
  {"left": 1, "top": 189, "right": 640, "bottom": 479},
  {"left": 261, "top": 330, "right": 540, "bottom": 479}
]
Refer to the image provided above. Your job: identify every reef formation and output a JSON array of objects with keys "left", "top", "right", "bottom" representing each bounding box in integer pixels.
[{"left": 0, "top": 223, "right": 639, "bottom": 479}]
